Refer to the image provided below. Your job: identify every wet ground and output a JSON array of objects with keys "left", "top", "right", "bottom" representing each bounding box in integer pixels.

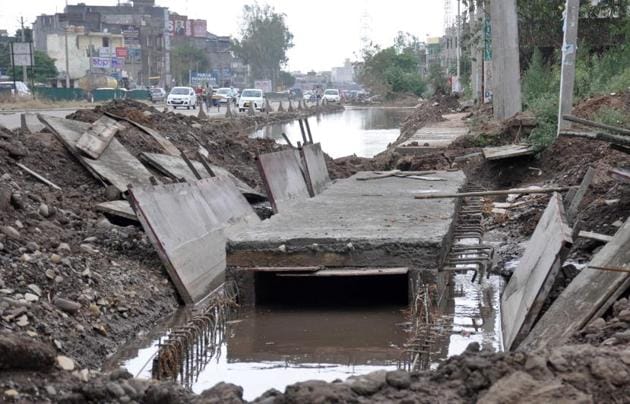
[
  {"left": 106, "top": 272, "right": 503, "bottom": 401},
  {"left": 251, "top": 107, "right": 413, "bottom": 158}
]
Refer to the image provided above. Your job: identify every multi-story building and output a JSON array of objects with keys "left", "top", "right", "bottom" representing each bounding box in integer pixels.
[
  {"left": 33, "top": 0, "right": 170, "bottom": 87},
  {"left": 331, "top": 59, "right": 355, "bottom": 85}
]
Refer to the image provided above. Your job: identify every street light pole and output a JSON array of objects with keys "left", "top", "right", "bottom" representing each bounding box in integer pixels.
[{"left": 64, "top": 27, "right": 71, "bottom": 88}]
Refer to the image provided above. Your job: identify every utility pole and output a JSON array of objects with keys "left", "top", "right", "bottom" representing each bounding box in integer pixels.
[
  {"left": 19, "top": 17, "right": 28, "bottom": 83},
  {"left": 456, "top": 0, "right": 461, "bottom": 79},
  {"left": 557, "top": 0, "right": 580, "bottom": 134},
  {"left": 490, "top": 0, "right": 522, "bottom": 120},
  {"left": 64, "top": 27, "right": 70, "bottom": 88}
]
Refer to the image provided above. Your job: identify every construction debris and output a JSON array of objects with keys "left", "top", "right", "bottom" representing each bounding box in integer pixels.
[
  {"left": 75, "top": 116, "right": 125, "bottom": 159},
  {"left": 482, "top": 144, "right": 535, "bottom": 160}
]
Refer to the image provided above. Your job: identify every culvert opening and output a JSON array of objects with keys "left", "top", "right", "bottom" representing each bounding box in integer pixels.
[{"left": 255, "top": 272, "right": 409, "bottom": 307}]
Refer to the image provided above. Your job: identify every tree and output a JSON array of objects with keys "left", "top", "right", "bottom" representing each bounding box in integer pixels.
[
  {"left": 278, "top": 71, "right": 295, "bottom": 89},
  {"left": 0, "top": 46, "right": 58, "bottom": 84},
  {"left": 355, "top": 33, "right": 427, "bottom": 99},
  {"left": 232, "top": 4, "right": 294, "bottom": 87},
  {"left": 170, "top": 45, "right": 209, "bottom": 86}
]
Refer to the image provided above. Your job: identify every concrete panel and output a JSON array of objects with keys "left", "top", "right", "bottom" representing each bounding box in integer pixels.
[
  {"left": 227, "top": 170, "right": 466, "bottom": 271},
  {"left": 140, "top": 152, "right": 265, "bottom": 201},
  {"left": 301, "top": 143, "right": 331, "bottom": 196},
  {"left": 501, "top": 193, "right": 573, "bottom": 351},
  {"left": 39, "top": 115, "right": 152, "bottom": 192},
  {"left": 396, "top": 113, "right": 469, "bottom": 154},
  {"left": 76, "top": 116, "right": 124, "bottom": 159},
  {"left": 20, "top": 113, "right": 46, "bottom": 134},
  {"left": 129, "top": 177, "right": 260, "bottom": 305},
  {"left": 519, "top": 218, "right": 630, "bottom": 351},
  {"left": 96, "top": 200, "right": 137, "bottom": 221},
  {"left": 482, "top": 144, "right": 535, "bottom": 160},
  {"left": 257, "top": 149, "right": 310, "bottom": 213}
]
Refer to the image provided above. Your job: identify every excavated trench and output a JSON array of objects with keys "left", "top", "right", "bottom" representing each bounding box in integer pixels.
[{"left": 104, "top": 108, "right": 505, "bottom": 400}]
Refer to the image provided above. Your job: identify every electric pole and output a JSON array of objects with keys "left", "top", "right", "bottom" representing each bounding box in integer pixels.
[
  {"left": 557, "top": 0, "right": 580, "bottom": 134},
  {"left": 19, "top": 17, "right": 28, "bottom": 83},
  {"left": 490, "top": 0, "right": 522, "bottom": 120},
  {"left": 456, "top": 0, "right": 461, "bottom": 79},
  {"left": 64, "top": 27, "right": 71, "bottom": 88}
]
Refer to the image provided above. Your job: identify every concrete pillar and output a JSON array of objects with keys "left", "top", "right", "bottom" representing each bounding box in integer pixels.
[
  {"left": 557, "top": 0, "right": 580, "bottom": 133},
  {"left": 490, "top": 0, "right": 522, "bottom": 119}
]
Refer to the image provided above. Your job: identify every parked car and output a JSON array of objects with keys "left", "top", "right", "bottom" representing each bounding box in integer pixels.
[
  {"left": 322, "top": 88, "right": 341, "bottom": 103},
  {"left": 289, "top": 88, "right": 303, "bottom": 100},
  {"left": 167, "top": 86, "right": 197, "bottom": 109},
  {"left": 149, "top": 87, "right": 166, "bottom": 103},
  {"left": 0, "top": 81, "right": 31, "bottom": 97},
  {"left": 238, "top": 89, "right": 265, "bottom": 112}
]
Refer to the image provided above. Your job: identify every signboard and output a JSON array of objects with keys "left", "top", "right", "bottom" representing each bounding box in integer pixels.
[
  {"left": 116, "top": 47, "right": 128, "bottom": 58},
  {"left": 99, "top": 47, "right": 113, "bottom": 58},
  {"left": 111, "top": 58, "right": 125, "bottom": 69},
  {"left": 10, "top": 42, "right": 33, "bottom": 67},
  {"left": 169, "top": 15, "right": 187, "bottom": 36},
  {"left": 191, "top": 72, "right": 217, "bottom": 87},
  {"left": 254, "top": 80, "right": 273, "bottom": 93},
  {"left": 92, "top": 57, "right": 112, "bottom": 69},
  {"left": 191, "top": 20, "right": 207, "bottom": 38},
  {"left": 483, "top": 16, "right": 492, "bottom": 61}
]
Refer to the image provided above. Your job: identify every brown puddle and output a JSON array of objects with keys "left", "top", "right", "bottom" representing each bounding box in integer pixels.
[{"left": 105, "top": 272, "right": 503, "bottom": 401}]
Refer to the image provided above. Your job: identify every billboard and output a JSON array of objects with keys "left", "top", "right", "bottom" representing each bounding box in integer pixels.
[
  {"left": 10, "top": 42, "right": 33, "bottom": 67},
  {"left": 169, "top": 15, "right": 187, "bottom": 36},
  {"left": 116, "top": 47, "right": 128, "bottom": 58},
  {"left": 191, "top": 72, "right": 217, "bottom": 87}
]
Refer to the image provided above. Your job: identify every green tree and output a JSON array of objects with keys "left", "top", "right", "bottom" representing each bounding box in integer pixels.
[
  {"left": 232, "top": 4, "right": 294, "bottom": 86},
  {"left": 278, "top": 71, "right": 295, "bottom": 89},
  {"left": 356, "top": 33, "right": 427, "bottom": 99},
  {"left": 0, "top": 46, "right": 58, "bottom": 84},
  {"left": 170, "top": 44, "right": 209, "bottom": 86}
]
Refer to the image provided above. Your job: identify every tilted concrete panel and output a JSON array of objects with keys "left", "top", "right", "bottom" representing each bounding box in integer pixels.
[
  {"left": 301, "top": 143, "right": 331, "bottom": 196},
  {"left": 501, "top": 193, "right": 573, "bottom": 351},
  {"left": 257, "top": 149, "right": 310, "bottom": 213},
  {"left": 129, "top": 177, "right": 260, "bottom": 304}
]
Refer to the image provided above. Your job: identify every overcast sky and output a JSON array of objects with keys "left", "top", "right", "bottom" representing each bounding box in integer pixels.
[{"left": 1, "top": 0, "right": 446, "bottom": 71}]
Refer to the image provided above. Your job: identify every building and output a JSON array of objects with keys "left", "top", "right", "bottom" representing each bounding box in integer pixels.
[
  {"left": 33, "top": 0, "right": 171, "bottom": 87},
  {"left": 331, "top": 59, "right": 355, "bottom": 84}
]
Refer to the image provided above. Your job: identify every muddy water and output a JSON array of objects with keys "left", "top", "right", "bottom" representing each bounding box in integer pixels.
[
  {"left": 250, "top": 107, "right": 413, "bottom": 158},
  {"left": 107, "top": 272, "right": 503, "bottom": 401}
]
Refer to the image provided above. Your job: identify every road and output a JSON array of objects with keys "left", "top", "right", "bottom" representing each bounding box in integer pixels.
[{"left": 0, "top": 100, "right": 303, "bottom": 130}]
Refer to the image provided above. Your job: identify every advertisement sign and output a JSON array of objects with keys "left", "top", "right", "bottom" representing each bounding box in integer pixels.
[
  {"left": 254, "top": 80, "right": 273, "bottom": 93},
  {"left": 169, "top": 15, "right": 187, "bottom": 36},
  {"left": 10, "top": 42, "right": 33, "bottom": 67},
  {"left": 92, "top": 57, "right": 112, "bottom": 69},
  {"left": 99, "top": 47, "right": 113, "bottom": 58},
  {"left": 191, "top": 20, "right": 207, "bottom": 38},
  {"left": 191, "top": 72, "right": 217, "bottom": 87},
  {"left": 115, "top": 47, "right": 128, "bottom": 58},
  {"left": 111, "top": 58, "right": 125, "bottom": 69}
]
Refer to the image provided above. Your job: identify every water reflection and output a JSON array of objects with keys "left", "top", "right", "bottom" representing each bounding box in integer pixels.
[{"left": 250, "top": 107, "right": 413, "bottom": 159}]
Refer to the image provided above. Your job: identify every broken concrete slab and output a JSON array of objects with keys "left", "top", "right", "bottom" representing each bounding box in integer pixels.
[
  {"left": 227, "top": 170, "right": 466, "bottom": 269},
  {"left": 139, "top": 152, "right": 265, "bottom": 201},
  {"left": 519, "top": 218, "right": 630, "bottom": 351},
  {"left": 76, "top": 116, "right": 125, "bottom": 159},
  {"left": 501, "top": 193, "right": 573, "bottom": 351},
  {"left": 257, "top": 149, "right": 310, "bottom": 213},
  {"left": 39, "top": 115, "right": 153, "bottom": 192},
  {"left": 301, "top": 143, "right": 331, "bottom": 196},
  {"left": 104, "top": 112, "right": 180, "bottom": 156},
  {"left": 482, "top": 144, "right": 535, "bottom": 161},
  {"left": 95, "top": 200, "right": 138, "bottom": 222},
  {"left": 20, "top": 113, "right": 46, "bottom": 134},
  {"left": 129, "top": 177, "right": 260, "bottom": 305},
  {"left": 609, "top": 168, "right": 630, "bottom": 184},
  {"left": 395, "top": 113, "right": 469, "bottom": 155}
]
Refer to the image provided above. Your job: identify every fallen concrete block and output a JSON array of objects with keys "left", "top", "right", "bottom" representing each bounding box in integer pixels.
[
  {"left": 301, "top": 143, "right": 331, "bottom": 197},
  {"left": 257, "top": 149, "right": 310, "bottom": 213},
  {"left": 76, "top": 116, "right": 124, "bottom": 159}
]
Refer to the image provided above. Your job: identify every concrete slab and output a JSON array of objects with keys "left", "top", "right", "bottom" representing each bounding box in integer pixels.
[
  {"left": 396, "top": 113, "right": 469, "bottom": 155},
  {"left": 76, "top": 116, "right": 124, "bottom": 159},
  {"left": 104, "top": 112, "right": 180, "bottom": 156},
  {"left": 39, "top": 115, "right": 153, "bottom": 192},
  {"left": 227, "top": 170, "right": 466, "bottom": 270},
  {"left": 482, "top": 144, "right": 535, "bottom": 160},
  {"left": 519, "top": 218, "right": 630, "bottom": 351},
  {"left": 301, "top": 143, "right": 331, "bottom": 196},
  {"left": 96, "top": 200, "right": 137, "bottom": 221},
  {"left": 129, "top": 177, "right": 260, "bottom": 305},
  {"left": 501, "top": 193, "right": 573, "bottom": 351},
  {"left": 257, "top": 149, "right": 310, "bottom": 213},
  {"left": 139, "top": 152, "right": 265, "bottom": 201},
  {"left": 20, "top": 113, "right": 46, "bottom": 134}
]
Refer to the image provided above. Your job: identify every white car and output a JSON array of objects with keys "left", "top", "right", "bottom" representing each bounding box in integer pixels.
[
  {"left": 322, "top": 89, "right": 341, "bottom": 103},
  {"left": 238, "top": 89, "right": 265, "bottom": 112},
  {"left": 214, "top": 87, "right": 237, "bottom": 104},
  {"left": 167, "top": 86, "right": 197, "bottom": 109},
  {"left": 0, "top": 81, "right": 31, "bottom": 97}
]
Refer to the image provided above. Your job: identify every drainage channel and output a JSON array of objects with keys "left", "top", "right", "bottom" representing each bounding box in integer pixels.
[{"left": 104, "top": 186, "right": 503, "bottom": 400}]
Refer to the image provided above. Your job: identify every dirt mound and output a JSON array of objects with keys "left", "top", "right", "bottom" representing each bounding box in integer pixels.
[{"left": 572, "top": 91, "right": 630, "bottom": 119}]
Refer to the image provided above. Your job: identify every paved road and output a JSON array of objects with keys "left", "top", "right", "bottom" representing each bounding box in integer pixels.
[{"left": 0, "top": 100, "right": 302, "bottom": 130}]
